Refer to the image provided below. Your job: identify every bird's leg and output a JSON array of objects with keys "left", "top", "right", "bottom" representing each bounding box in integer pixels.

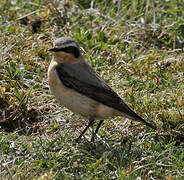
[
  {"left": 76, "top": 116, "right": 95, "bottom": 142},
  {"left": 90, "top": 120, "right": 95, "bottom": 137},
  {"left": 91, "top": 120, "right": 104, "bottom": 142}
]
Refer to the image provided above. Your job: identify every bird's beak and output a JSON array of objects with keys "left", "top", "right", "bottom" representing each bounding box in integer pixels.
[{"left": 49, "top": 48, "right": 58, "bottom": 52}]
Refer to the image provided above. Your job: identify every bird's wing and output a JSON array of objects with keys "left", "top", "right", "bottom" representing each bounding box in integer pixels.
[
  {"left": 57, "top": 60, "right": 110, "bottom": 89},
  {"left": 55, "top": 62, "right": 155, "bottom": 129}
]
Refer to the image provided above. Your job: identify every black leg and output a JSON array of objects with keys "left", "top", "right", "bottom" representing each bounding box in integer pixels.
[
  {"left": 91, "top": 120, "right": 104, "bottom": 142},
  {"left": 76, "top": 116, "right": 95, "bottom": 142}
]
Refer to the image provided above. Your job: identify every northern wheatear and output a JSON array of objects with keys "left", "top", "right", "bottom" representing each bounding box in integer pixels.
[{"left": 48, "top": 37, "right": 156, "bottom": 141}]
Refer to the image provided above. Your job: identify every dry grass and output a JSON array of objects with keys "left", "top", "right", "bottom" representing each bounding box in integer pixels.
[{"left": 0, "top": 0, "right": 184, "bottom": 179}]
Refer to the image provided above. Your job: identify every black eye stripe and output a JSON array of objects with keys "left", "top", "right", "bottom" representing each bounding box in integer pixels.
[{"left": 49, "top": 46, "right": 80, "bottom": 58}]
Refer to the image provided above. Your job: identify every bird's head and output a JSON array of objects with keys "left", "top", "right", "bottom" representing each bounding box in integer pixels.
[{"left": 49, "top": 37, "right": 81, "bottom": 64}]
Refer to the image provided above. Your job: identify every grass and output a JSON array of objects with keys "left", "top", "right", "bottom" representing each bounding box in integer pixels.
[{"left": 0, "top": 0, "right": 184, "bottom": 179}]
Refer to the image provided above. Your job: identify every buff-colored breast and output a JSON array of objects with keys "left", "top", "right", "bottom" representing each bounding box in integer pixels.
[{"left": 48, "top": 60, "right": 121, "bottom": 120}]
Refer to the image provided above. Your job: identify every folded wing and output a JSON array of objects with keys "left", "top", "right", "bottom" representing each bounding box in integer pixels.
[{"left": 55, "top": 62, "right": 156, "bottom": 129}]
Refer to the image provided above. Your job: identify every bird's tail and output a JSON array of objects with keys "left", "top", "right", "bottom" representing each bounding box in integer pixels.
[
  {"left": 119, "top": 102, "right": 157, "bottom": 130},
  {"left": 135, "top": 114, "right": 157, "bottom": 130}
]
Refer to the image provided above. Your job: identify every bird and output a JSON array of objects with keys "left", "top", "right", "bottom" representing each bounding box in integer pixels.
[{"left": 48, "top": 37, "right": 156, "bottom": 142}]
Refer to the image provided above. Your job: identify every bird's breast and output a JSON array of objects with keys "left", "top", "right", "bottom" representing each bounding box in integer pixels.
[
  {"left": 48, "top": 61, "right": 98, "bottom": 117},
  {"left": 48, "top": 61, "right": 121, "bottom": 120}
]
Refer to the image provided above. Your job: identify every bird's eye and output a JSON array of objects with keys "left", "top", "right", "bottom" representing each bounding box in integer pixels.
[
  {"left": 62, "top": 46, "right": 80, "bottom": 58},
  {"left": 65, "top": 48, "right": 73, "bottom": 53}
]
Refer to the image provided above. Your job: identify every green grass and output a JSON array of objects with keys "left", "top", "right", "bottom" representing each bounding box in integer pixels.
[{"left": 0, "top": 0, "right": 184, "bottom": 179}]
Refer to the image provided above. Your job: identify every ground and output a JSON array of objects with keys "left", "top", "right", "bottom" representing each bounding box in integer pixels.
[{"left": 0, "top": 0, "right": 184, "bottom": 179}]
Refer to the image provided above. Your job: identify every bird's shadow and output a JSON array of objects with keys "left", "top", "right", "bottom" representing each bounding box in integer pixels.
[{"left": 76, "top": 136, "right": 141, "bottom": 168}]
